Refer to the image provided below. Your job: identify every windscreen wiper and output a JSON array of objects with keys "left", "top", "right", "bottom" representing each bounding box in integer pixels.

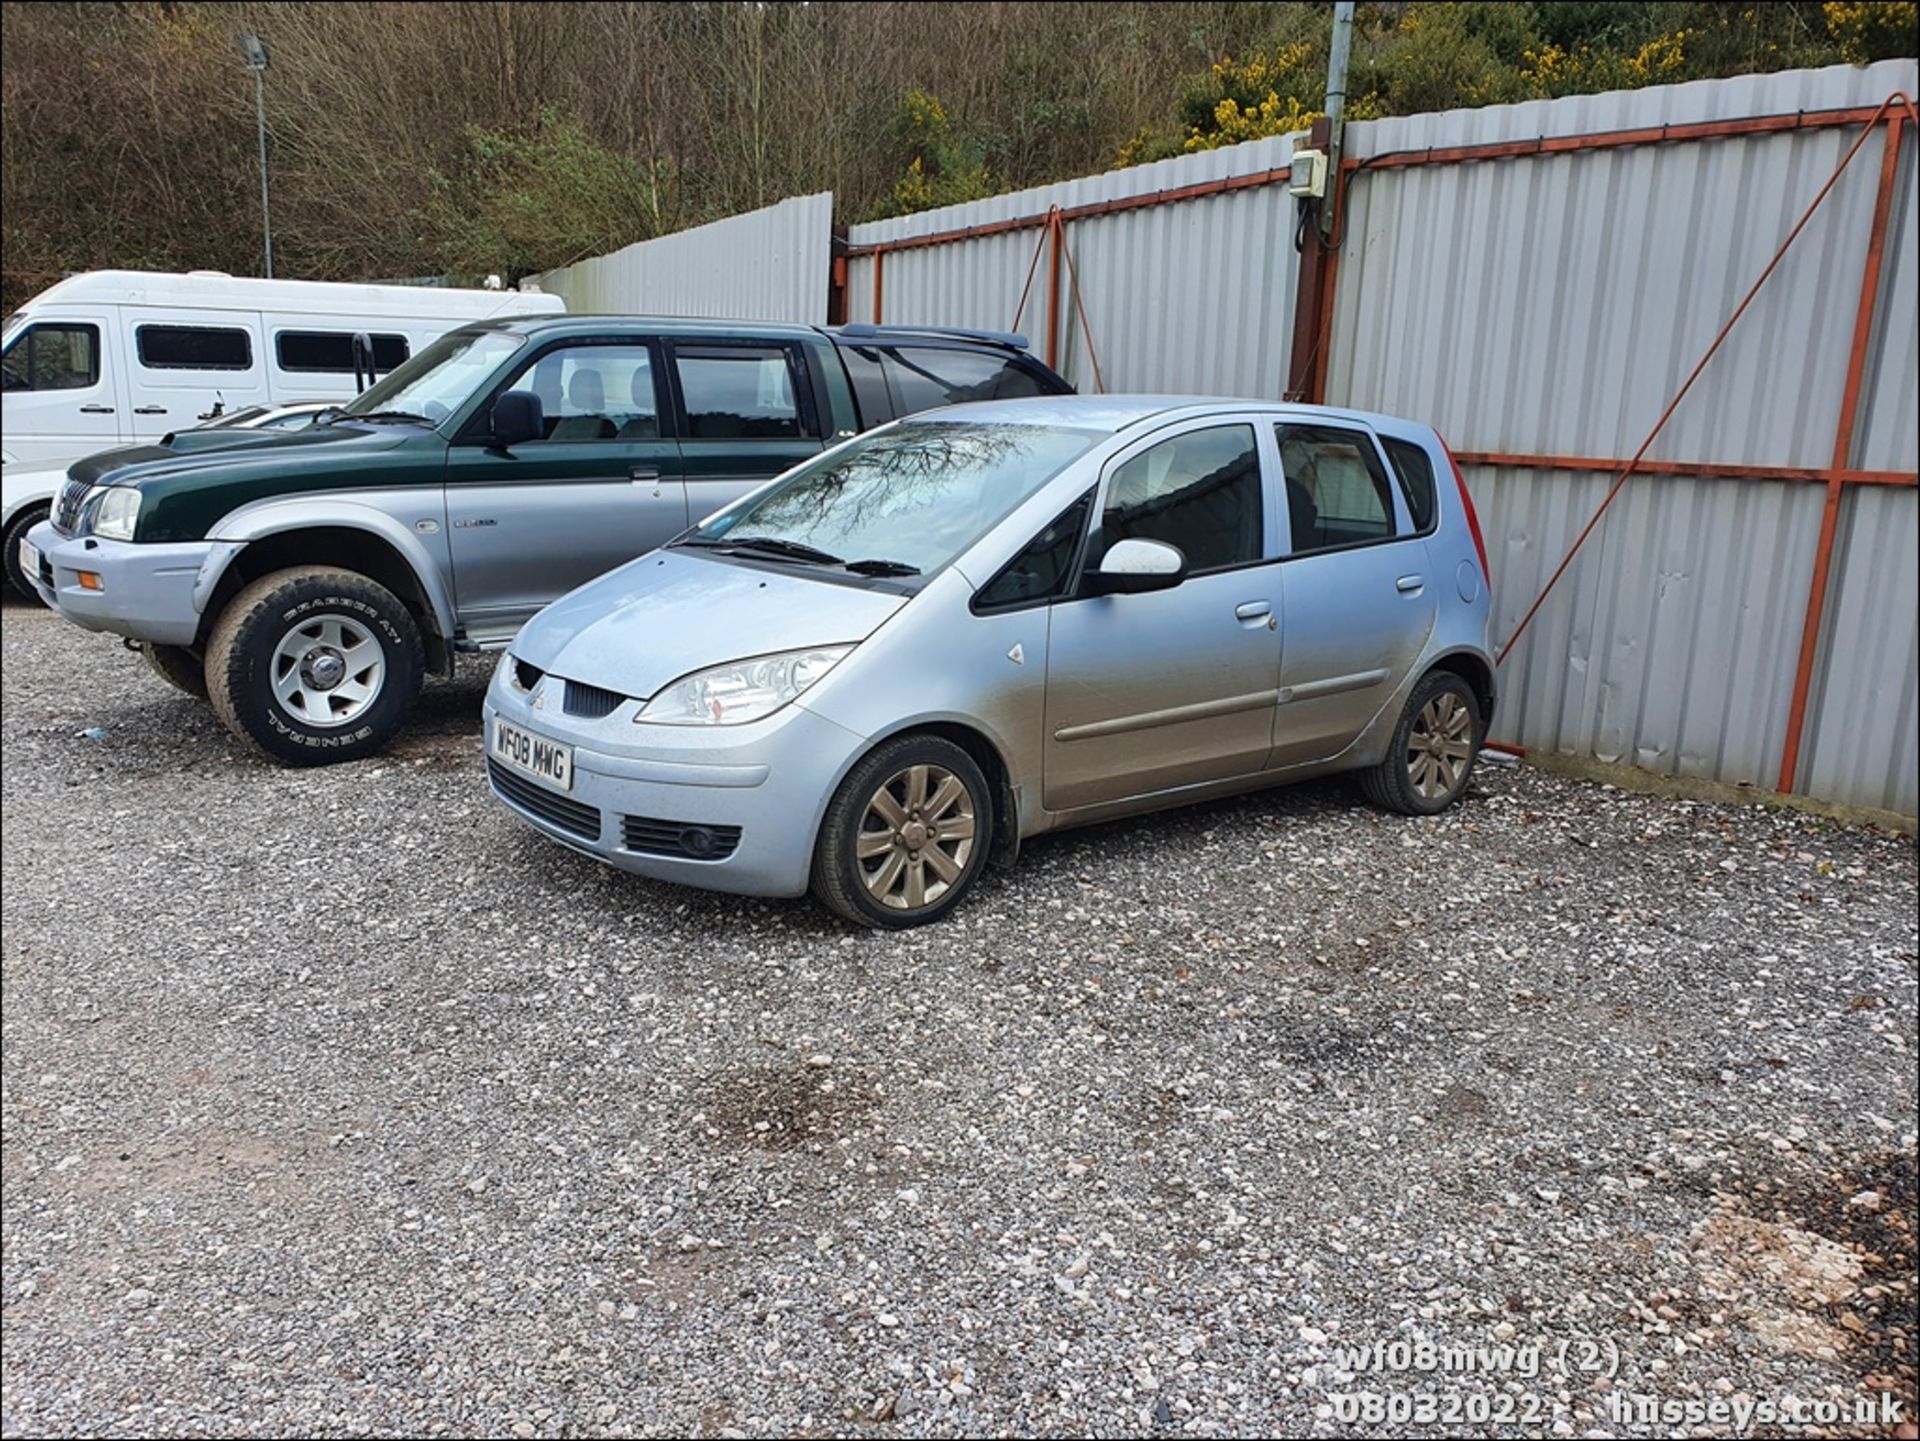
[
  {"left": 842, "top": 558, "right": 921, "bottom": 576},
  {"left": 343, "top": 409, "right": 434, "bottom": 425},
  {"left": 685, "top": 535, "right": 844, "bottom": 566}
]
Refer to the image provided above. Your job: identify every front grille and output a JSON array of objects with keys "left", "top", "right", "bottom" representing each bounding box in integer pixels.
[
  {"left": 488, "top": 759, "right": 601, "bottom": 841},
  {"left": 563, "top": 679, "right": 627, "bottom": 719},
  {"left": 622, "top": 814, "right": 743, "bottom": 861},
  {"left": 51, "top": 477, "right": 91, "bottom": 536},
  {"left": 512, "top": 657, "right": 544, "bottom": 692}
]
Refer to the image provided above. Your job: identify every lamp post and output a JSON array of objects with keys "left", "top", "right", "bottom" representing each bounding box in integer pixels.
[{"left": 238, "top": 33, "right": 272, "bottom": 278}]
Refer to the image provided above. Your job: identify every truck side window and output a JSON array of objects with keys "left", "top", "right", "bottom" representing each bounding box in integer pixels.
[
  {"left": 838, "top": 345, "right": 892, "bottom": 428},
  {"left": 500, "top": 344, "right": 658, "bottom": 443},
  {"left": 2, "top": 324, "right": 101, "bottom": 391},
  {"left": 675, "top": 346, "right": 815, "bottom": 440},
  {"left": 882, "top": 346, "right": 1049, "bottom": 417}
]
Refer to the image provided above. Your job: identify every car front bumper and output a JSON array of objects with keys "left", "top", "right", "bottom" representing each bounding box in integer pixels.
[
  {"left": 482, "top": 661, "right": 869, "bottom": 899},
  {"left": 25, "top": 521, "right": 239, "bottom": 647}
]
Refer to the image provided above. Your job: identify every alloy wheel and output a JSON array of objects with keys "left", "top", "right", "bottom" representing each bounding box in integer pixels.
[
  {"left": 1407, "top": 691, "right": 1474, "bottom": 802},
  {"left": 856, "top": 763, "right": 977, "bottom": 911},
  {"left": 269, "top": 615, "right": 385, "bottom": 728}
]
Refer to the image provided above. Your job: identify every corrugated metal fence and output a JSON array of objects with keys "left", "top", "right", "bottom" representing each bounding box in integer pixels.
[
  {"left": 532, "top": 192, "right": 832, "bottom": 321},
  {"left": 534, "top": 61, "right": 1917, "bottom": 818}
]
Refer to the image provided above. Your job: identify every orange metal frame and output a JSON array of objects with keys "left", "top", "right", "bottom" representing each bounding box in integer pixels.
[{"left": 841, "top": 97, "right": 1917, "bottom": 798}]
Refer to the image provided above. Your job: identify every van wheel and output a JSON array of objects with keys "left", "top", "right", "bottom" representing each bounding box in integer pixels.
[
  {"left": 205, "top": 566, "right": 423, "bottom": 767},
  {"left": 3, "top": 504, "right": 50, "bottom": 604},
  {"left": 1360, "top": 669, "right": 1483, "bottom": 815},
  {"left": 812, "top": 735, "right": 993, "bottom": 929},
  {"left": 142, "top": 642, "right": 209, "bottom": 699}
]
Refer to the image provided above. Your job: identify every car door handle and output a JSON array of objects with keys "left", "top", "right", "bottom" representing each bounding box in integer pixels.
[
  {"left": 134, "top": 405, "right": 168, "bottom": 415},
  {"left": 80, "top": 404, "right": 115, "bottom": 414},
  {"left": 1396, "top": 574, "right": 1425, "bottom": 593},
  {"left": 628, "top": 466, "right": 661, "bottom": 483},
  {"left": 1235, "top": 600, "right": 1272, "bottom": 621}
]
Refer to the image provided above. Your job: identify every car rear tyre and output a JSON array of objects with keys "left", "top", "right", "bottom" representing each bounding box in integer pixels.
[
  {"left": 205, "top": 566, "right": 423, "bottom": 767},
  {"left": 3, "top": 504, "right": 50, "bottom": 605},
  {"left": 142, "top": 642, "right": 209, "bottom": 700},
  {"left": 812, "top": 735, "right": 993, "bottom": 929},
  {"left": 1360, "top": 669, "right": 1483, "bottom": 816}
]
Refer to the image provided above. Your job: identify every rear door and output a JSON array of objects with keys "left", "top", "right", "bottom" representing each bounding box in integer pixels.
[
  {"left": 0, "top": 311, "right": 121, "bottom": 463},
  {"left": 668, "top": 340, "right": 828, "bottom": 524},
  {"left": 122, "top": 310, "right": 268, "bottom": 438},
  {"left": 444, "top": 338, "right": 687, "bottom": 634},
  {"left": 1269, "top": 421, "right": 1437, "bottom": 769}
]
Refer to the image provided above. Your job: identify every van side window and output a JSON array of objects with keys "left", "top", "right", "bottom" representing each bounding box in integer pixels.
[
  {"left": 500, "top": 344, "right": 658, "bottom": 443},
  {"left": 882, "top": 346, "right": 1050, "bottom": 417},
  {"left": 1095, "top": 424, "right": 1263, "bottom": 575},
  {"left": 1, "top": 324, "right": 100, "bottom": 391},
  {"left": 675, "top": 346, "right": 815, "bottom": 440},
  {"left": 973, "top": 492, "right": 1093, "bottom": 611},
  {"left": 1276, "top": 425, "right": 1400, "bottom": 556},
  {"left": 1381, "top": 436, "right": 1438, "bottom": 534},
  {"left": 275, "top": 331, "right": 410, "bottom": 374},
  {"left": 137, "top": 325, "right": 252, "bottom": 371}
]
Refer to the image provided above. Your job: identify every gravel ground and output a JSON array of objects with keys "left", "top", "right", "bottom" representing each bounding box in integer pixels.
[{"left": 3, "top": 595, "right": 1916, "bottom": 1439}]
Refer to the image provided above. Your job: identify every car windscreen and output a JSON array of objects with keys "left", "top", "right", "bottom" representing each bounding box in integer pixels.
[
  {"left": 340, "top": 329, "right": 525, "bottom": 424},
  {"left": 684, "top": 420, "right": 1100, "bottom": 577}
]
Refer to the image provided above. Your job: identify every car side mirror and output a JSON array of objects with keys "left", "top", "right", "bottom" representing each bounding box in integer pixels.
[
  {"left": 491, "top": 389, "right": 544, "bottom": 448},
  {"left": 1090, "top": 537, "right": 1187, "bottom": 594}
]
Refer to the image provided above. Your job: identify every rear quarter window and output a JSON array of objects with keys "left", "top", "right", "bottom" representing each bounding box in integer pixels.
[
  {"left": 1382, "top": 436, "right": 1439, "bottom": 535},
  {"left": 882, "top": 346, "right": 1054, "bottom": 417}
]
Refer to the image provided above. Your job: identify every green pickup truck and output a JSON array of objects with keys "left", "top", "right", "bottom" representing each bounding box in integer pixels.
[{"left": 26, "top": 315, "right": 1070, "bottom": 764}]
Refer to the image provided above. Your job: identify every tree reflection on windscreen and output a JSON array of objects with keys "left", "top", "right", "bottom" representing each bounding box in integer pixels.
[{"left": 694, "top": 421, "right": 1098, "bottom": 573}]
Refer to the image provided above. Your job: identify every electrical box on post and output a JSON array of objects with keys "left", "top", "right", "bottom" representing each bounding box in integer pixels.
[{"left": 1290, "top": 149, "right": 1327, "bottom": 198}]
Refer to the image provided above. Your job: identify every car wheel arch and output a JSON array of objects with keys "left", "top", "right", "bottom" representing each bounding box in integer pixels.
[{"left": 821, "top": 716, "right": 1023, "bottom": 871}]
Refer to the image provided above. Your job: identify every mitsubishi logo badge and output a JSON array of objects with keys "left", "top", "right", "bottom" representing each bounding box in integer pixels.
[{"left": 1007, "top": 643, "right": 1024, "bottom": 666}]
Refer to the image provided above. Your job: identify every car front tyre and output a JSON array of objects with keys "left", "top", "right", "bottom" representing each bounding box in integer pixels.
[
  {"left": 205, "top": 566, "right": 423, "bottom": 767},
  {"left": 1360, "top": 669, "right": 1484, "bottom": 816},
  {"left": 812, "top": 734, "right": 993, "bottom": 929},
  {"left": 3, "top": 504, "right": 50, "bottom": 605},
  {"left": 142, "top": 642, "right": 209, "bottom": 700}
]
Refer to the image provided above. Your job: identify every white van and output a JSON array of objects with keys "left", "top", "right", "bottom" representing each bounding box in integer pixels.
[{"left": 1, "top": 270, "right": 563, "bottom": 469}]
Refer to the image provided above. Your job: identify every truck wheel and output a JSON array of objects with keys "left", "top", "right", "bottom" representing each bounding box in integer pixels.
[
  {"left": 205, "top": 566, "right": 423, "bottom": 767},
  {"left": 4, "top": 504, "right": 50, "bottom": 605},
  {"left": 142, "top": 643, "right": 209, "bottom": 700}
]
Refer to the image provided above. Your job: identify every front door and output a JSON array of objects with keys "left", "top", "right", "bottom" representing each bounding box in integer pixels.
[
  {"left": 0, "top": 312, "right": 121, "bottom": 465},
  {"left": 445, "top": 340, "right": 687, "bottom": 634},
  {"left": 668, "top": 341, "right": 827, "bottom": 524},
  {"left": 1043, "top": 420, "right": 1282, "bottom": 811},
  {"left": 1270, "top": 421, "right": 1437, "bottom": 769}
]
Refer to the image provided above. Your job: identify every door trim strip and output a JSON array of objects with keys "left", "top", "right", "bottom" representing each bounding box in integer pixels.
[
  {"left": 1277, "top": 668, "right": 1389, "bottom": 704},
  {"left": 1053, "top": 689, "right": 1280, "bottom": 743}
]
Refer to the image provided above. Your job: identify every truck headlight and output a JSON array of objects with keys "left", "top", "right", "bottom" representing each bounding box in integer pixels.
[
  {"left": 88, "top": 486, "right": 142, "bottom": 541},
  {"left": 637, "top": 646, "right": 852, "bottom": 726}
]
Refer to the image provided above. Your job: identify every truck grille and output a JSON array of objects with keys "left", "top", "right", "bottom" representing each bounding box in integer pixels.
[
  {"left": 621, "top": 814, "right": 742, "bottom": 861},
  {"left": 488, "top": 759, "right": 601, "bottom": 841},
  {"left": 51, "top": 477, "right": 92, "bottom": 536}
]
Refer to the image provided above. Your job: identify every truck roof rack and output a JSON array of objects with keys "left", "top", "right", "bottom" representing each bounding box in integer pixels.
[{"left": 833, "top": 322, "right": 1030, "bottom": 352}]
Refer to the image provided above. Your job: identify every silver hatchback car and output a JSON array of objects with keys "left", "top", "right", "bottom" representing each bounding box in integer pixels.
[{"left": 484, "top": 396, "right": 1496, "bottom": 928}]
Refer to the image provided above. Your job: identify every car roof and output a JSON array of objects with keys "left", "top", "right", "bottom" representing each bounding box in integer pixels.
[
  {"left": 904, "top": 393, "right": 1433, "bottom": 436},
  {"left": 469, "top": 313, "right": 826, "bottom": 342}
]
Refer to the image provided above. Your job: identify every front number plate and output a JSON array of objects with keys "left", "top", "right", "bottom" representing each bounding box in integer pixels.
[
  {"left": 19, "top": 538, "right": 40, "bottom": 577},
  {"left": 492, "top": 718, "right": 574, "bottom": 792}
]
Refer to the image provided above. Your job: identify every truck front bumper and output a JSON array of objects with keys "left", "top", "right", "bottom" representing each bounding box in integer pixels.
[{"left": 24, "top": 521, "right": 239, "bottom": 648}]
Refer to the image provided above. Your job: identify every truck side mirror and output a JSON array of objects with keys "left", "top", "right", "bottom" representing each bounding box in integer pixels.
[{"left": 491, "top": 389, "right": 545, "bottom": 448}]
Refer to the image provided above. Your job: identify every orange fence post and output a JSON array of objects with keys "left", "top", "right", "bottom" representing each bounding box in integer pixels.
[{"left": 1778, "top": 110, "right": 1909, "bottom": 794}]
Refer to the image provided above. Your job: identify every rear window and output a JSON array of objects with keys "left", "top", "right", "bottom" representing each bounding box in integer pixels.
[
  {"left": 882, "top": 346, "right": 1052, "bottom": 416},
  {"left": 1382, "top": 436, "right": 1438, "bottom": 534},
  {"left": 675, "top": 346, "right": 816, "bottom": 440},
  {"left": 275, "top": 330, "right": 410, "bottom": 374},
  {"left": 137, "top": 325, "right": 252, "bottom": 371}
]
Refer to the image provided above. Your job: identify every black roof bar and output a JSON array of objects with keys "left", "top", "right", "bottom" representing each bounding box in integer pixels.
[{"left": 833, "top": 322, "right": 1030, "bottom": 352}]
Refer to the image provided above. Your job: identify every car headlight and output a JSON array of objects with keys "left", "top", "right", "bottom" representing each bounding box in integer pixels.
[
  {"left": 88, "top": 486, "right": 141, "bottom": 541},
  {"left": 637, "top": 645, "right": 853, "bottom": 726}
]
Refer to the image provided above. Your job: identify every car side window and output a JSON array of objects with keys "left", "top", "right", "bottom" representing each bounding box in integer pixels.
[
  {"left": 2, "top": 323, "right": 101, "bottom": 391},
  {"left": 675, "top": 346, "right": 815, "bottom": 439},
  {"left": 973, "top": 492, "right": 1093, "bottom": 611},
  {"left": 1276, "top": 424, "right": 1400, "bottom": 555},
  {"left": 1093, "top": 424, "right": 1263, "bottom": 575},
  {"left": 882, "top": 346, "right": 1049, "bottom": 417},
  {"left": 500, "top": 344, "right": 658, "bottom": 443},
  {"left": 1381, "top": 436, "right": 1438, "bottom": 534}
]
